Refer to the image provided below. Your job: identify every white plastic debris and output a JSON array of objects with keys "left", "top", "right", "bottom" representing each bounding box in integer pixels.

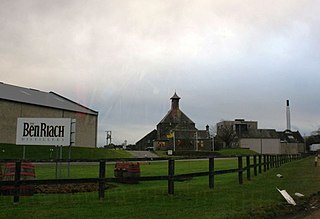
[
  {"left": 277, "top": 188, "right": 296, "bottom": 206},
  {"left": 276, "top": 174, "right": 283, "bottom": 178},
  {"left": 294, "top": 192, "right": 304, "bottom": 197}
]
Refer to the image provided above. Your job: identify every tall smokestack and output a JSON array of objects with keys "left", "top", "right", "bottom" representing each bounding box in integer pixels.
[{"left": 286, "top": 100, "right": 291, "bottom": 130}]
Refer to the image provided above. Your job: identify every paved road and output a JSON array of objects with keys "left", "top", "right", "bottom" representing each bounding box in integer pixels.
[{"left": 127, "top": 150, "right": 159, "bottom": 158}]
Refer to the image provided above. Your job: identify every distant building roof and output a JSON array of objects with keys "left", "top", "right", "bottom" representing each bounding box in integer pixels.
[
  {"left": 135, "top": 129, "right": 157, "bottom": 145},
  {"left": 159, "top": 92, "right": 194, "bottom": 125},
  {"left": 159, "top": 109, "right": 195, "bottom": 125},
  {"left": 239, "top": 129, "right": 279, "bottom": 139},
  {"left": 0, "top": 82, "right": 98, "bottom": 115},
  {"left": 277, "top": 130, "right": 304, "bottom": 143}
]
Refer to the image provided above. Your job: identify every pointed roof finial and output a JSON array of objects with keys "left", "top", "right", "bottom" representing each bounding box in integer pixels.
[{"left": 171, "top": 91, "right": 180, "bottom": 100}]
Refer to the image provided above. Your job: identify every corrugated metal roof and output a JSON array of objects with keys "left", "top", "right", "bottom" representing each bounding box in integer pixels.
[{"left": 0, "top": 82, "right": 98, "bottom": 115}]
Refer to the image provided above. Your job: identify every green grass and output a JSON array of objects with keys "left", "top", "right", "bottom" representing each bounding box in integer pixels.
[
  {"left": 0, "top": 144, "right": 132, "bottom": 160},
  {"left": 1, "top": 157, "right": 319, "bottom": 218},
  {"left": 0, "top": 144, "right": 257, "bottom": 160},
  {"left": 218, "top": 148, "right": 258, "bottom": 156},
  {"left": 34, "top": 158, "right": 239, "bottom": 179},
  {"left": 155, "top": 148, "right": 257, "bottom": 158}
]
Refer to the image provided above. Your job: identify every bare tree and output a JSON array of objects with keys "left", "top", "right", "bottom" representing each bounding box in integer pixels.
[
  {"left": 216, "top": 124, "right": 238, "bottom": 148},
  {"left": 306, "top": 127, "right": 320, "bottom": 147},
  {"left": 209, "top": 125, "right": 216, "bottom": 138},
  {"left": 311, "top": 127, "right": 320, "bottom": 136}
]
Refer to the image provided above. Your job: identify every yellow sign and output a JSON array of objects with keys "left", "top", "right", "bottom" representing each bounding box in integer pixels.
[{"left": 166, "top": 131, "right": 174, "bottom": 139}]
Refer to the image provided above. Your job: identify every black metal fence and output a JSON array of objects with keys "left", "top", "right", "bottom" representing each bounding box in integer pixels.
[{"left": 0, "top": 154, "right": 303, "bottom": 204}]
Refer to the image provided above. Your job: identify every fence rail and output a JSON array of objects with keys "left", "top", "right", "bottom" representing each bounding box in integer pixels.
[{"left": 0, "top": 154, "right": 304, "bottom": 203}]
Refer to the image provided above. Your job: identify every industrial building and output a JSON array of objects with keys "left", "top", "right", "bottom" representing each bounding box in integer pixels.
[
  {"left": 0, "top": 82, "right": 98, "bottom": 147},
  {"left": 216, "top": 100, "right": 305, "bottom": 154},
  {"left": 216, "top": 119, "right": 305, "bottom": 154}
]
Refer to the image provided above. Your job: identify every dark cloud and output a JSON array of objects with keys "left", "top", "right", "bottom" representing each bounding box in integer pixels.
[{"left": 1, "top": 0, "right": 319, "bottom": 145}]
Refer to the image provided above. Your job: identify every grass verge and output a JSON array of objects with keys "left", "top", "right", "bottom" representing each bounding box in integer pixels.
[
  {"left": 0, "top": 156, "right": 319, "bottom": 218},
  {"left": 0, "top": 144, "right": 132, "bottom": 160}
]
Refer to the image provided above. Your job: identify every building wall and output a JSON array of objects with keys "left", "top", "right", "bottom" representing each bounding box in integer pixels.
[
  {"left": 0, "top": 100, "right": 97, "bottom": 147},
  {"left": 310, "top": 144, "right": 320, "bottom": 152},
  {"left": 157, "top": 122, "right": 196, "bottom": 140},
  {"left": 298, "top": 143, "right": 305, "bottom": 153},
  {"left": 240, "top": 138, "right": 281, "bottom": 154},
  {"left": 280, "top": 143, "right": 298, "bottom": 154},
  {"left": 135, "top": 130, "right": 157, "bottom": 150},
  {"left": 280, "top": 142, "right": 305, "bottom": 154},
  {"left": 217, "top": 120, "right": 258, "bottom": 132}
]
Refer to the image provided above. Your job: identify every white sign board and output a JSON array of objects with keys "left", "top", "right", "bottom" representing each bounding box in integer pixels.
[{"left": 16, "top": 118, "right": 72, "bottom": 146}]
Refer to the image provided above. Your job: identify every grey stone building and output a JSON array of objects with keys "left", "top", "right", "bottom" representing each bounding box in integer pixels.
[
  {"left": 136, "top": 92, "right": 212, "bottom": 151},
  {"left": 0, "top": 82, "right": 98, "bottom": 147}
]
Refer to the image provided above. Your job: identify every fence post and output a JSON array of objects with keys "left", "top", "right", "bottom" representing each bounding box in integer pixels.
[
  {"left": 253, "top": 155, "right": 257, "bottom": 176},
  {"left": 270, "top": 155, "right": 274, "bottom": 168},
  {"left": 263, "top": 155, "right": 267, "bottom": 172},
  {"left": 258, "top": 155, "right": 262, "bottom": 173},
  {"left": 238, "top": 156, "right": 243, "bottom": 184},
  {"left": 13, "top": 161, "right": 21, "bottom": 204},
  {"left": 246, "top": 156, "right": 251, "bottom": 180},
  {"left": 289, "top": 154, "right": 291, "bottom": 162},
  {"left": 168, "top": 159, "right": 175, "bottom": 195},
  {"left": 267, "top": 155, "right": 270, "bottom": 170},
  {"left": 279, "top": 155, "right": 282, "bottom": 166},
  {"left": 98, "top": 160, "right": 106, "bottom": 200},
  {"left": 209, "top": 157, "right": 214, "bottom": 189}
]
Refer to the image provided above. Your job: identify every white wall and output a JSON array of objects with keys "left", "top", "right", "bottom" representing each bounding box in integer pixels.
[
  {"left": 310, "top": 144, "right": 320, "bottom": 152},
  {"left": 240, "top": 138, "right": 281, "bottom": 154}
]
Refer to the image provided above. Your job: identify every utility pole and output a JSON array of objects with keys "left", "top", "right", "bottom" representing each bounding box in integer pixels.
[
  {"left": 173, "top": 131, "right": 176, "bottom": 152},
  {"left": 195, "top": 131, "right": 198, "bottom": 151},
  {"left": 106, "top": 131, "right": 112, "bottom": 146}
]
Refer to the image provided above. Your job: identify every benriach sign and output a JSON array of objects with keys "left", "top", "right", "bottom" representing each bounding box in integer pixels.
[{"left": 16, "top": 118, "right": 72, "bottom": 146}]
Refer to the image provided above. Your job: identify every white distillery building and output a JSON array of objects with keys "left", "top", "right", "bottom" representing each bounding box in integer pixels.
[
  {"left": 216, "top": 119, "right": 305, "bottom": 154},
  {"left": 0, "top": 82, "right": 98, "bottom": 147}
]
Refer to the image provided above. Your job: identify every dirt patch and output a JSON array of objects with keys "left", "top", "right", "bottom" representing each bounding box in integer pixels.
[
  {"left": 241, "top": 192, "right": 320, "bottom": 219},
  {"left": 34, "top": 183, "right": 117, "bottom": 194}
]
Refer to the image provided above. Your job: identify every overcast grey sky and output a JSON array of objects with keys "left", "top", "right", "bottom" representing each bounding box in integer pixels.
[{"left": 1, "top": 0, "right": 320, "bottom": 146}]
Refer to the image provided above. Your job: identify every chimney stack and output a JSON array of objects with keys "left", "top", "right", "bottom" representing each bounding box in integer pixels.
[
  {"left": 286, "top": 100, "right": 291, "bottom": 130},
  {"left": 170, "top": 92, "right": 181, "bottom": 110}
]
